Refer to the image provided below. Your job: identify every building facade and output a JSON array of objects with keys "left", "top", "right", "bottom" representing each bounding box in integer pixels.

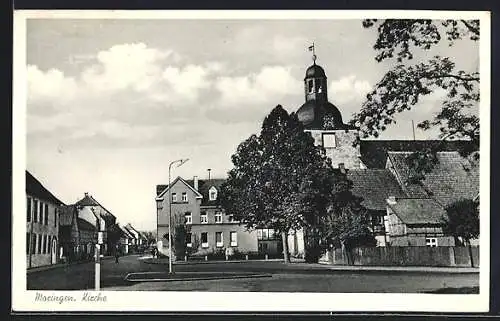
[
  {"left": 156, "top": 176, "right": 281, "bottom": 258},
  {"left": 26, "top": 171, "right": 64, "bottom": 268}
]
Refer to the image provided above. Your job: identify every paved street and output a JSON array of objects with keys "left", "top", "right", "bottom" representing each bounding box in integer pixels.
[
  {"left": 27, "top": 255, "right": 166, "bottom": 290},
  {"left": 27, "top": 254, "right": 479, "bottom": 293}
]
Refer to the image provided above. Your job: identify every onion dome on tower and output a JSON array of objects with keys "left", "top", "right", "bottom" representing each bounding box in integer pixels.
[{"left": 296, "top": 45, "right": 352, "bottom": 130}]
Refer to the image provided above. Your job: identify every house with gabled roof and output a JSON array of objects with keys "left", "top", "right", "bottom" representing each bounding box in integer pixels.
[
  {"left": 124, "top": 223, "right": 147, "bottom": 248},
  {"left": 59, "top": 204, "right": 99, "bottom": 262},
  {"left": 346, "top": 168, "right": 407, "bottom": 247},
  {"left": 156, "top": 174, "right": 268, "bottom": 258},
  {"left": 384, "top": 197, "right": 455, "bottom": 247},
  {"left": 72, "top": 192, "right": 118, "bottom": 255},
  {"left": 118, "top": 224, "right": 135, "bottom": 254},
  {"left": 26, "top": 171, "right": 65, "bottom": 268}
]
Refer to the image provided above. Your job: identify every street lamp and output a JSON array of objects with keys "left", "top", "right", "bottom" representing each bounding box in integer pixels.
[{"left": 167, "top": 158, "right": 189, "bottom": 274}]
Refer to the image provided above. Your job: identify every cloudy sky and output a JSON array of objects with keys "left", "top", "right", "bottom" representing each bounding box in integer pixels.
[{"left": 25, "top": 17, "right": 479, "bottom": 231}]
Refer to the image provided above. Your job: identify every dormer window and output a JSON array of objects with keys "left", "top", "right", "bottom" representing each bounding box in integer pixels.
[{"left": 209, "top": 186, "right": 218, "bottom": 201}]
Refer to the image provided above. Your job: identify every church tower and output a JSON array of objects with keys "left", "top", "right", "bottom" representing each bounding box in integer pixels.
[{"left": 296, "top": 44, "right": 364, "bottom": 169}]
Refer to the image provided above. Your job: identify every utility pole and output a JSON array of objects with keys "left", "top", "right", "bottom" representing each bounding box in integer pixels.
[
  {"left": 411, "top": 120, "right": 416, "bottom": 141},
  {"left": 94, "top": 209, "right": 105, "bottom": 291},
  {"left": 167, "top": 158, "right": 189, "bottom": 274}
]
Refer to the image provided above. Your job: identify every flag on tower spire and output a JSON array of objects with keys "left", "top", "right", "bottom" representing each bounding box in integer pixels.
[{"left": 308, "top": 43, "right": 317, "bottom": 64}]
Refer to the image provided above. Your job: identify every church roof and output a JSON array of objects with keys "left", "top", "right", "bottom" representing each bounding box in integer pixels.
[
  {"left": 296, "top": 100, "right": 354, "bottom": 130},
  {"left": 305, "top": 64, "right": 326, "bottom": 79}
]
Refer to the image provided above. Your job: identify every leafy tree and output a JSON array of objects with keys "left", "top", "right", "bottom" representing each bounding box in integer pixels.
[
  {"left": 318, "top": 171, "right": 376, "bottom": 265},
  {"left": 221, "top": 105, "right": 371, "bottom": 263},
  {"left": 351, "top": 19, "right": 480, "bottom": 178},
  {"left": 443, "top": 198, "right": 479, "bottom": 267}
]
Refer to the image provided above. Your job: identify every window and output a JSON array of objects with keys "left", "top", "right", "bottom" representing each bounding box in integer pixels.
[
  {"left": 171, "top": 193, "right": 177, "bottom": 202},
  {"left": 215, "top": 212, "right": 222, "bottom": 223},
  {"left": 200, "top": 212, "right": 208, "bottom": 224},
  {"left": 26, "top": 233, "right": 30, "bottom": 254},
  {"left": 315, "top": 80, "right": 321, "bottom": 93},
  {"left": 48, "top": 235, "right": 51, "bottom": 254},
  {"left": 216, "top": 232, "right": 223, "bottom": 247},
  {"left": 27, "top": 197, "right": 31, "bottom": 222},
  {"left": 426, "top": 237, "right": 438, "bottom": 247},
  {"left": 44, "top": 235, "right": 48, "bottom": 254},
  {"left": 257, "top": 228, "right": 278, "bottom": 240},
  {"left": 33, "top": 200, "right": 38, "bottom": 223},
  {"left": 209, "top": 186, "right": 218, "bottom": 201},
  {"left": 322, "top": 133, "right": 337, "bottom": 148},
  {"left": 201, "top": 232, "right": 208, "bottom": 248},
  {"left": 31, "top": 234, "right": 36, "bottom": 255},
  {"left": 181, "top": 192, "right": 188, "bottom": 202},
  {"left": 54, "top": 208, "right": 57, "bottom": 227},
  {"left": 184, "top": 212, "right": 192, "bottom": 225},
  {"left": 308, "top": 80, "right": 314, "bottom": 93},
  {"left": 40, "top": 202, "right": 44, "bottom": 224},
  {"left": 186, "top": 233, "right": 192, "bottom": 248},
  {"left": 228, "top": 214, "right": 235, "bottom": 222},
  {"left": 37, "top": 234, "right": 42, "bottom": 254},
  {"left": 44, "top": 204, "right": 49, "bottom": 225},
  {"left": 230, "top": 231, "right": 237, "bottom": 247}
]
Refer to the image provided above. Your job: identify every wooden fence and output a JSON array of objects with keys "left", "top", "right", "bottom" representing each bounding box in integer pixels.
[{"left": 321, "top": 246, "right": 479, "bottom": 267}]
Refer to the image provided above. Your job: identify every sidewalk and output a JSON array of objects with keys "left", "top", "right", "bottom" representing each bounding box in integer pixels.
[
  {"left": 27, "top": 255, "right": 115, "bottom": 274},
  {"left": 311, "top": 262, "right": 480, "bottom": 274},
  {"left": 142, "top": 256, "right": 479, "bottom": 273}
]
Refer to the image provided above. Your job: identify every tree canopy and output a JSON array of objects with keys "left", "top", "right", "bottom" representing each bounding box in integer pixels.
[
  {"left": 220, "top": 105, "right": 373, "bottom": 262},
  {"left": 351, "top": 19, "right": 480, "bottom": 176},
  {"left": 443, "top": 198, "right": 480, "bottom": 244}
]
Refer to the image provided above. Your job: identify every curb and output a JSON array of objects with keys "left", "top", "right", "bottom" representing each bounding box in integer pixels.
[
  {"left": 314, "top": 263, "right": 480, "bottom": 274},
  {"left": 142, "top": 258, "right": 285, "bottom": 265},
  {"left": 124, "top": 272, "right": 273, "bottom": 282}
]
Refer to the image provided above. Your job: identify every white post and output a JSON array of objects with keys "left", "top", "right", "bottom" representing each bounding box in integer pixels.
[
  {"left": 95, "top": 244, "right": 100, "bottom": 291},
  {"left": 265, "top": 254, "right": 268, "bottom": 260}
]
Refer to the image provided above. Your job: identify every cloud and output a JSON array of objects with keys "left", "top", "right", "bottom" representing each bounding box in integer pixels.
[
  {"left": 329, "top": 75, "right": 372, "bottom": 104},
  {"left": 27, "top": 40, "right": 309, "bottom": 150},
  {"left": 214, "top": 66, "right": 301, "bottom": 107},
  {"left": 27, "top": 65, "right": 79, "bottom": 104},
  {"left": 27, "top": 43, "right": 228, "bottom": 147},
  {"left": 81, "top": 42, "right": 171, "bottom": 93}
]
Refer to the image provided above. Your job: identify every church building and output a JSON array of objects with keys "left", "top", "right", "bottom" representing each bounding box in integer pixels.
[{"left": 287, "top": 47, "right": 479, "bottom": 257}]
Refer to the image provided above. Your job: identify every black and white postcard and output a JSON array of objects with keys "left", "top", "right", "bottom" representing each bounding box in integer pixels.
[{"left": 12, "top": 10, "right": 491, "bottom": 313}]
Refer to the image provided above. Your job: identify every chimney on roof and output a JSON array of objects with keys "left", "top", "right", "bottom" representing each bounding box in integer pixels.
[
  {"left": 193, "top": 176, "right": 199, "bottom": 191},
  {"left": 387, "top": 196, "right": 397, "bottom": 205},
  {"left": 338, "top": 163, "right": 345, "bottom": 174},
  {"left": 207, "top": 168, "right": 211, "bottom": 181},
  {"left": 84, "top": 192, "right": 88, "bottom": 197}
]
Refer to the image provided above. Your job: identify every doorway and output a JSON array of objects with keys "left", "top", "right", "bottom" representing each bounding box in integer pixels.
[{"left": 51, "top": 238, "right": 57, "bottom": 264}]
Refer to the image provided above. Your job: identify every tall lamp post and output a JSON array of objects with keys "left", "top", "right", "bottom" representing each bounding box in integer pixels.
[
  {"left": 155, "top": 196, "right": 163, "bottom": 253},
  {"left": 164, "top": 158, "right": 189, "bottom": 275}
]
